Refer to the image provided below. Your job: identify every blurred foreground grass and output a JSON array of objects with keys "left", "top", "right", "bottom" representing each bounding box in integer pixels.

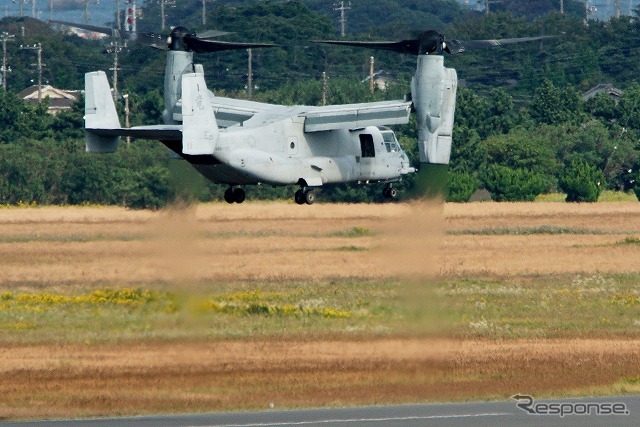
[
  {"left": 3, "top": 272, "right": 640, "bottom": 344},
  {"left": 0, "top": 280, "right": 400, "bottom": 344},
  {"left": 535, "top": 190, "right": 639, "bottom": 203}
]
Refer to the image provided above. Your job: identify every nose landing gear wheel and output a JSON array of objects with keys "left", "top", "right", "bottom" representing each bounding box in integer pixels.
[{"left": 294, "top": 189, "right": 305, "bottom": 205}]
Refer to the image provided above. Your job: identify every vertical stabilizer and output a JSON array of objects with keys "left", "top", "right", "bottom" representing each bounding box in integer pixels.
[
  {"left": 181, "top": 73, "right": 219, "bottom": 155},
  {"left": 84, "top": 71, "right": 121, "bottom": 153}
]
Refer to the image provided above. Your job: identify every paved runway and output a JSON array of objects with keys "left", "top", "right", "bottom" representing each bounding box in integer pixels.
[{"left": 5, "top": 396, "right": 640, "bottom": 426}]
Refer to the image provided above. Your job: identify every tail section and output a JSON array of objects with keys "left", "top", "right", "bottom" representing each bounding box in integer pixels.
[
  {"left": 84, "top": 71, "right": 121, "bottom": 153},
  {"left": 181, "top": 72, "right": 219, "bottom": 155}
]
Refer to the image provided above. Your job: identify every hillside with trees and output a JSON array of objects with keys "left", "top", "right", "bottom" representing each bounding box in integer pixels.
[{"left": 0, "top": 1, "right": 639, "bottom": 207}]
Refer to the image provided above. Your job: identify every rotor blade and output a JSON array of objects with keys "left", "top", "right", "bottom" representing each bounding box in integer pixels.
[
  {"left": 196, "top": 29, "right": 234, "bottom": 39},
  {"left": 136, "top": 32, "right": 169, "bottom": 50},
  {"left": 445, "top": 35, "right": 556, "bottom": 54},
  {"left": 185, "top": 37, "right": 278, "bottom": 53},
  {"left": 314, "top": 39, "right": 422, "bottom": 55}
]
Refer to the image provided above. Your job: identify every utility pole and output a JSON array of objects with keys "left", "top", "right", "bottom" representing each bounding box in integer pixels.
[
  {"left": 161, "top": 0, "right": 166, "bottom": 31},
  {"left": 107, "top": 41, "right": 125, "bottom": 100},
  {"left": 0, "top": 32, "right": 15, "bottom": 93},
  {"left": 123, "top": 93, "right": 130, "bottom": 145},
  {"left": 84, "top": 0, "right": 89, "bottom": 23},
  {"left": 20, "top": 42, "right": 43, "bottom": 101},
  {"left": 160, "top": 0, "right": 176, "bottom": 31},
  {"left": 321, "top": 71, "right": 327, "bottom": 106},
  {"left": 584, "top": 0, "right": 594, "bottom": 23},
  {"left": 615, "top": 0, "right": 621, "bottom": 17},
  {"left": 334, "top": 1, "right": 351, "bottom": 37},
  {"left": 247, "top": 48, "right": 253, "bottom": 99},
  {"left": 201, "top": 0, "right": 206, "bottom": 26},
  {"left": 560, "top": 0, "right": 564, "bottom": 13},
  {"left": 32, "top": 0, "right": 36, "bottom": 18},
  {"left": 82, "top": 0, "right": 101, "bottom": 24},
  {"left": 116, "top": 0, "right": 122, "bottom": 31},
  {"left": 369, "top": 56, "right": 374, "bottom": 93},
  {"left": 583, "top": 0, "right": 600, "bottom": 21},
  {"left": 49, "top": 0, "right": 53, "bottom": 20}
]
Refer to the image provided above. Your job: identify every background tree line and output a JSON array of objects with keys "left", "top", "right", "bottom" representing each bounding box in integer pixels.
[{"left": 0, "top": 1, "right": 639, "bottom": 207}]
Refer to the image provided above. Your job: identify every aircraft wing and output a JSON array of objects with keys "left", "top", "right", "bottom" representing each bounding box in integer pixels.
[
  {"left": 170, "top": 95, "right": 285, "bottom": 128},
  {"left": 303, "top": 100, "right": 412, "bottom": 132},
  {"left": 207, "top": 97, "right": 411, "bottom": 132},
  {"left": 87, "top": 125, "right": 182, "bottom": 140},
  {"left": 209, "top": 96, "right": 287, "bottom": 128}
]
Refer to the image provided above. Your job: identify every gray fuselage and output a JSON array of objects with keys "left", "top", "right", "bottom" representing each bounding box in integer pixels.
[{"left": 161, "top": 51, "right": 412, "bottom": 187}]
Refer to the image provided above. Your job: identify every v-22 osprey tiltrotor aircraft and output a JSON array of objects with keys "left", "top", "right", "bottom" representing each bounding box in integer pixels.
[{"left": 72, "top": 21, "right": 549, "bottom": 205}]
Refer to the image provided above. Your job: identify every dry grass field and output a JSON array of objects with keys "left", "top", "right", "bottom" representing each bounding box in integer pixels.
[{"left": 1, "top": 201, "right": 640, "bottom": 420}]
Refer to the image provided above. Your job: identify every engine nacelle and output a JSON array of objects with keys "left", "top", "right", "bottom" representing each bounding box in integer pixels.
[{"left": 411, "top": 55, "right": 458, "bottom": 164}]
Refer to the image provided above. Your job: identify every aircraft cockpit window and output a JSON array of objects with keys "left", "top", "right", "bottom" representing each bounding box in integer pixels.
[
  {"left": 381, "top": 131, "right": 399, "bottom": 153},
  {"left": 385, "top": 142, "right": 399, "bottom": 153},
  {"left": 381, "top": 132, "right": 397, "bottom": 143}
]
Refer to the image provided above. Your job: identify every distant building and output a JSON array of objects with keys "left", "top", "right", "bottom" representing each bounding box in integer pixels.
[
  {"left": 62, "top": 27, "right": 109, "bottom": 41},
  {"left": 361, "top": 70, "right": 397, "bottom": 91},
  {"left": 582, "top": 84, "right": 623, "bottom": 104},
  {"left": 18, "top": 85, "right": 81, "bottom": 115}
]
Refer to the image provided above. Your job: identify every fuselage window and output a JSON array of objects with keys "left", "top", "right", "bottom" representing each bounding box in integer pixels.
[{"left": 360, "top": 134, "right": 375, "bottom": 158}]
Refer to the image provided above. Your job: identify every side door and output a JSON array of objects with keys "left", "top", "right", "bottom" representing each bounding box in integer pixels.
[{"left": 358, "top": 133, "right": 376, "bottom": 179}]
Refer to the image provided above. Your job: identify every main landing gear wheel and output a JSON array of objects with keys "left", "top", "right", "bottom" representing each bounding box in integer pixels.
[
  {"left": 304, "top": 190, "right": 316, "bottom": 205},
  {"left": 225, "top": 187, "right": 246, "bottom": 204},
  {"left": 224, "top": 187, "right": 235, "bottom": 204},
  {"left": 233, "top": 188, "right": 246, "bottom": 204},
  {"left": 294, "top": 188, "right": 316, "bottom": 205},
  {"left": 382, "top": 186, "right": 397, "bottom": 199}
]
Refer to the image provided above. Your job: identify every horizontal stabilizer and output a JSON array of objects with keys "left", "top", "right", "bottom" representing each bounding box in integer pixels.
[{"left": 88, "top": 125, "right": 182, "bottom": 141}]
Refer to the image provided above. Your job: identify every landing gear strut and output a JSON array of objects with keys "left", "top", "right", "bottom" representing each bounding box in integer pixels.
[
  {"left": 224, "top": 187, "right": 245, "bottom": 204},
  {"left": 382, "top": 184, "right": 397, "bottom": 199},
  {"left": 295, "top": 188, "right": 316, "bottom": 205}
]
